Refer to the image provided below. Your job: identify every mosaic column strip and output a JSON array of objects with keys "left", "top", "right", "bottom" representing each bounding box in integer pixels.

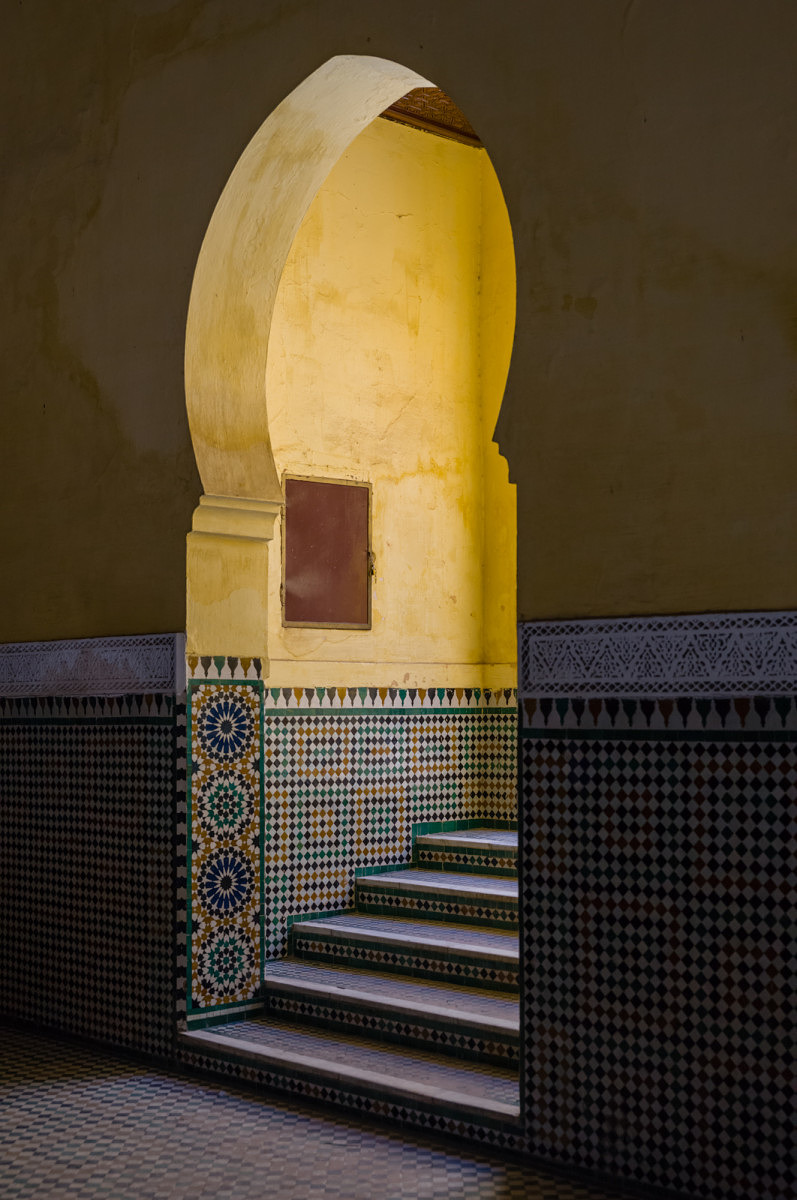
[{"left": 188, "top": 682, "right": 263, "bottom": 1013}]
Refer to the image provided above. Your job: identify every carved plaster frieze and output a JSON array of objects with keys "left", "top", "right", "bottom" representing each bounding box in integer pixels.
[
  {"left": 519, "top": 611, "right": 797, "bottom": 697},
  {"left": 0, "top": 634, "right": 186, "bottom": 697}
]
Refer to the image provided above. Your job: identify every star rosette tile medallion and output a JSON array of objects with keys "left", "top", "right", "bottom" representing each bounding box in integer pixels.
[{"left": 190, "top": 682, "right": 262, "bottom": 1008}]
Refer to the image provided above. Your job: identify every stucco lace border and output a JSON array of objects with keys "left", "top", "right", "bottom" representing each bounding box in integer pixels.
[
  {"left": 0, "top": 634, "right": 186, "bottom": 697},
  {"left": 519, "top": 611, "right": 797, "bottom": 697}
]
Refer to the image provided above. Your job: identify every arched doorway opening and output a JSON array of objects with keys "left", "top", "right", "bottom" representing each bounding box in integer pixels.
[
  {"left": 183, "top": 58, "right": 519, "bottom": 1080},
  {"left": 264, "top": 84, "right": 516, "bottom": 692},
  {"left": 185, "top": 56, "right": 431, "bottom": 658},
  {"left": 184, "top": 55, "right": 515, "bottom": 681}
]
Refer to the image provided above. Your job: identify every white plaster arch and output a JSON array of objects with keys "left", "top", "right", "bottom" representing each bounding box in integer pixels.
[
  {"left": 186, "top": 55, "right": 431, "bottom": 504},
  {"left": 185, "top": 56, "right": 431, "bottom": 657}
]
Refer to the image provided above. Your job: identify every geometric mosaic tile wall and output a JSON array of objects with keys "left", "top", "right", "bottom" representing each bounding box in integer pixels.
[
  {"left": 0, "top": 693, "right": 185, "bottom": 1059},
  {"left": 261, "top": 695, "right": 517, "bottom": 960},
  {"left": 187, "top": 676, "right": 517, "bottom": 1023},
  {"left": 520, "top": 632, "right": 796, "bottom": 1200}
]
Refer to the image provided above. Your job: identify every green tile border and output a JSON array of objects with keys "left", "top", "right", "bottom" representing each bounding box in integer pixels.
[
  {"left": 354, "top": 862, "right": 414, "bottom": 878},
  {"left": 185, "top": 999, "right": 266, "bottom": 1030},
  {"left": 415, "top": 843, "right": 517, "bottom": 856},
  {"left": 411, "top": 817, "right": 517, "bottom": 838},
  {"left": 285, "top": 908, "right": 350, "bottom": 930}
]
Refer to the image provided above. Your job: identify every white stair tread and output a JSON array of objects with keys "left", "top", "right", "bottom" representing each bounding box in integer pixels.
[
  {"left": 265, "top": 960, "right": 519, "bottom": 1029},
  {"left": 416, "top": 829, "right": 517, "bottom": 851},
  {"left": 181, "top": 1021, "right": 519, "bottom": 1118},
  {"left": 359, "top": 869, "right": 517, "bottom": 898},
  {"left": 291, "top": 914, "right": 518, "bottom": 959}
]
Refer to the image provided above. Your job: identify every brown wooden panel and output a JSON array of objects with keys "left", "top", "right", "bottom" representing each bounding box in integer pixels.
[
  {"left": 381, "top": 87, "right": 482, "bottom": 146},
  {"left": 283, "top": 477, "right": 370, "bottom": 628}
]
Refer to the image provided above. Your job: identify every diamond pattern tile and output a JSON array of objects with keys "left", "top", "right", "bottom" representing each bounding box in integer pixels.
[
  {"left": 521, "top": 723, "right": 796, "bottom": 1200},
  {"left": 0, "top": 694, "right": 182, "bottom": 1056}
]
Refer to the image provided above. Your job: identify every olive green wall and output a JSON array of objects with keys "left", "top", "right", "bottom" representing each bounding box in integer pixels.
[{"left": 2, "top": 0, "right": 796, "bottom": 641}]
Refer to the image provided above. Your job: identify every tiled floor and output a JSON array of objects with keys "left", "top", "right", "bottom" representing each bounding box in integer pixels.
[{"left": 2, "top": 1023, "right": 634, "bottom": 1200}]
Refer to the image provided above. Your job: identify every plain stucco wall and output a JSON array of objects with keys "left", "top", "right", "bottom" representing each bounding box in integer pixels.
[{"left": 1, "top": 0, "right": 796, "bottom": 643}]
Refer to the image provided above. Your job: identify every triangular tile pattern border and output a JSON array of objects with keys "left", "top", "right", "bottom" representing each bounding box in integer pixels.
[
  {"left": 520, "top": 693, "right": 797, "bottom": 733},
  {"left": 186, "top": 655, "right": 263, "bottom": 683},
  {"left": 0, "top": 693, "right": 177, "bottom": 721},
  {"left": 261, "top": 685, "right": 516, "bottom": 711}
]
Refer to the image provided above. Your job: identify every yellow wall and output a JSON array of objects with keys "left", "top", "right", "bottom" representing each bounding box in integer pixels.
[
  {"left": 265, "top": 117, "right": 516, "bottom": 688},
  {"left": 479, "top": 159, "right": 518, "bottom": 667}
]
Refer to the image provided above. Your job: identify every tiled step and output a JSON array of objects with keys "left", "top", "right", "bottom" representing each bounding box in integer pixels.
[
  {"left": 179, "top": 1018, "right": 520, "bottom": 1136},
  {"left": 290, "top": 913, "right": 518, "bottom": 991},
  {"left": 354, "top": 869, "right": 518, "bottom": 930},
  {"left": 414, "top": 828, "right": 517, "bottom": 877},
  {"left": 261, "top": 959, "right": 519, "bottom": 1066}
]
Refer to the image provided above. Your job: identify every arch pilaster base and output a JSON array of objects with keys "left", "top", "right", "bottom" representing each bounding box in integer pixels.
[{"left": 186, "top": 495, "right": 282, "bottom": 661}]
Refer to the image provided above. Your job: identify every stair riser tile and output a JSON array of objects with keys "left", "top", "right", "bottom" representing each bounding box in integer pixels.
[
  {"left": 413, "top": 848, "right": 518, "bottom": 877},
  {"left": 262, "top": 993, "right": 519, "bottom": 1066},
  {"left": 290, "top": 934, "right": 519, "bottom": 992},
  {"left": 354, "top": 887, "right": 518, "bottom": 930}
]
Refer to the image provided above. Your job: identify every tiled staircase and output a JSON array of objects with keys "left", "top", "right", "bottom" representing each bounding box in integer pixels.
[{"left": 182, "top": 827, "right": 521, "bottom": 1141}]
